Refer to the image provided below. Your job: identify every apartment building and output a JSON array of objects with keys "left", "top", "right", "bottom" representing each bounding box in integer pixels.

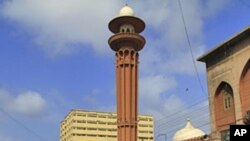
[{"left": 60, "top": 109, "right": 154, "bottom": 141}]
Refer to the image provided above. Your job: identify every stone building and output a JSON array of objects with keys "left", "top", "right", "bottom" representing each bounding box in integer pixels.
[{"left": 197, "top": 26, "right": 250, "bottom": 141}]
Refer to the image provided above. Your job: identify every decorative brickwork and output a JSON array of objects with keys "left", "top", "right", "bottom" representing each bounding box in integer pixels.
[{"left": 198, "top": 26, "right": 250, "bottom": 141}]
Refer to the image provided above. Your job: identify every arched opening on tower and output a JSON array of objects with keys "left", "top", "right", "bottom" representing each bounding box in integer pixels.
[
  {"left": 240, "top": 58, "right": 250, "bottom": 123},
  {"left": 120, "top": 24, "right": 134, "bottom": 33},
  {"left": 215, "top": 82, "right": 236, "bottom": 131}
]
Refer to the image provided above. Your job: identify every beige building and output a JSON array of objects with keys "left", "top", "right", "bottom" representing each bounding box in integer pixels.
[
  {"left": 60, "top": 109, "right": 154, "bottom": 141},
  {"left": 198, "top": 26, "right": 250, "bottom": 140}
]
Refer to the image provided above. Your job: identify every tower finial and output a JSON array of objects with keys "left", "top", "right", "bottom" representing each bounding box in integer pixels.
[
  {"left": 187, "top": 115, "right": 190, "bottom": 122},
  {"left": 119, "top": 4, "right": 134, "bottom": 17}
]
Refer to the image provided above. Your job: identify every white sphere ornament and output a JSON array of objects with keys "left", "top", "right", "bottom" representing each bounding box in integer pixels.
[{"left": 119, "top": 5, "right": 134, "bottom": 16}]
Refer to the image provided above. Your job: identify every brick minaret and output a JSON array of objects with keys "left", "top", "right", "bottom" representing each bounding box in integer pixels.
[{"left": 108, "top": 5, "right": 145, "bottom": 141}]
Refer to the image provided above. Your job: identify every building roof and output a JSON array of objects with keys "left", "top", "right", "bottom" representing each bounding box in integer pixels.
[
  {"left": 109, "top": 5, "right": 145, "bottom": 34},
  {"left": 173, "top": 117, "right": 205, "bottom": 141},
  {"left": 197, "top": 26, "right": 250, "bottom": 62},
  {"left": 60, "top": 109, "right": 153, "bottom": 123}
]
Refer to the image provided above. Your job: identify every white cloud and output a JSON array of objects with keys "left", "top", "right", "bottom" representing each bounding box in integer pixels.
[
  {"left": 139, "top": 75, "right": 181, "bottom": 118},
  {"left": 9, "top": 91, "right": 46, "bottom": 116},
  {"left": 0, "top": 0, "right": 228, "bottom": 57},
  {"left": 0, "top": 88, "right": 46, "bottom": 117},
  {"left": 0, "top": 0, "right": 122, "bottom": 56}
]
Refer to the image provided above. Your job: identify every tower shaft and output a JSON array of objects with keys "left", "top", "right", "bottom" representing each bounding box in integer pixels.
[
  {"left": 116, "top": 46, "right": 139, "bottom": 141},
  {"left": 109, "top": 32, "right": 145, "bottom": 141}
]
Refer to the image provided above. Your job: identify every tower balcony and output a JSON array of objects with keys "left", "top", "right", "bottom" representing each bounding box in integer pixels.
[{"left": 108, "top": 33, "right": 145, "bottom": 52}]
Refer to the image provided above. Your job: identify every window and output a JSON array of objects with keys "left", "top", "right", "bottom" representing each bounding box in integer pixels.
[
  {"left": 99, "top": 115, "right": 106, "bottom": 118},
  {"left": 221, "top": 130, "right": 230, "bottom": 141},
  {"left": 87, "top": 114, "right": 97, "bottom": 117},
  {"left": 224, "top": 93, "right": 232, "bottom": 110}
]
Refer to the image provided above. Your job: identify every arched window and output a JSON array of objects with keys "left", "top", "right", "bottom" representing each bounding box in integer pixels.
[
  {"left": 120, "top": 24, "right": 134, "bottom": 33},
  {"left": 215, "top": 82, "right": 235, "bottom": 131}
]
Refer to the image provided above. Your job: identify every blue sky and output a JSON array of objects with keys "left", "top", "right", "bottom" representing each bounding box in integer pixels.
[{"left": 0, "top": 0, "right": 249, "bottom": 141}]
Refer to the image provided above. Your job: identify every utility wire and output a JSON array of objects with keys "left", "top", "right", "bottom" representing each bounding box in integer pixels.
[
  {"left": 157, "top": 0, "right": 246, "bottom": 129},
  {"left": 177, "top": 0, "right": 208, "bottom": 98},
  {"left": 154, "top": 97, "right": 207, "bottom": 123},
  {"left": 155, "top": 92, "right": 247, "bottom": 134},
  {"left": 156, "top": 102, "right": 244, "bottom": 133},
  {"left": 155, "top": 0, "right": 249, "bottom": 137},
  {"left": 156, "top": 101, "right": 208, "bottom": 126},
  {"left": 156, "top": 94, "right": 246, "bottom": 130},
  {"left": 156, "top": 104, "right": 209, "bottom": 130},
  {"left": 0, "top": 107, "right": 48, "bottom": 141},
  {"left": 155, "top": 111, "right": 209, "bottom": 132}
]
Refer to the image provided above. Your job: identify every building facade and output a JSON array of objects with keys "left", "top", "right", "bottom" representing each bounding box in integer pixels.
[
  {"left": 60, "top": 109, "right": 154, "bottom": 141},
  {"left": 198, "top": 26, "right": 250, "bottom": 141}
]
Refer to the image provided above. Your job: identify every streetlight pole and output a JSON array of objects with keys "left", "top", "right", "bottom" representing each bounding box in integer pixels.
[{"left": 156, "top": 133, "right": 167, "bottom": 141}]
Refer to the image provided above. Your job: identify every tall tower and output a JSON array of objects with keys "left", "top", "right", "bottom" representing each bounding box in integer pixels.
[{"left": 108, "top": 5, "right": 145, "bottom": 141}]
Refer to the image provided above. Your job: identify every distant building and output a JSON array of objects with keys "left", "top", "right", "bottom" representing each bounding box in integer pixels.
[
  {"left": 60, "top": 109, "right": 154, "bottom": 141},
  {"left": 198, "top": 26, "right": 250, "bottom": 141},
  {"left": 173, "top": 117, "right": 207, "bottom": 141}
]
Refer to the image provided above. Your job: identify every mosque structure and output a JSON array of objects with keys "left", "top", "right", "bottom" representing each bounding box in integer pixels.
[
  {"left": 108, "top": 5, "right": 146, "bottom": 141},
  {"left": 60, "top": 4, "right": 249, "bottom": 141},
  {"left": 173, "top": 117, "right": 207, "bottom": 141},
  {"left": 198, "top": 26, "right": 250, "bottom": 141},
  {"left": 172, "top": 23, "right": 250, "bottom": 141}
]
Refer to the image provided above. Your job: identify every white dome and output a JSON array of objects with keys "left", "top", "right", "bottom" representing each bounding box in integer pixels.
[
  {"left": 173, "top": 118, "right": 205, "bottom": 141},
  {"left": 119, "top": 5, "right": 134, "bottom": 16}
]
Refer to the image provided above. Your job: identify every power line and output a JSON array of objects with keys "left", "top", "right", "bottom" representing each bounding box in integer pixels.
[
  {"left": 156, "top": 100, "right": 245, "bottom": 133},
  {"left": 0, "top": 107, "right": 48, "bottom": 141},
  {"left": 154, "top": 97, "right": 207, "bottom": 123},
  {"left": 157, "top": 95, "right": 246, "bottom": 128},
  {"left": 155, "top": 111, "right": 209, "bottom": 132},
  {"left": 155, "top": 112, "right": 242, "bottom": 141},
  {"left": 155, "top": 92, "right": 248, "bottom": 136},
  {"left": 177, "top": 0, "right": 208, "bottom": 98},
  {"left": 156, "top": 104, "right": 209, "bottom": 130},
  {"left": 156, "top": 100, "right": 209, "bottom": 126}
]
